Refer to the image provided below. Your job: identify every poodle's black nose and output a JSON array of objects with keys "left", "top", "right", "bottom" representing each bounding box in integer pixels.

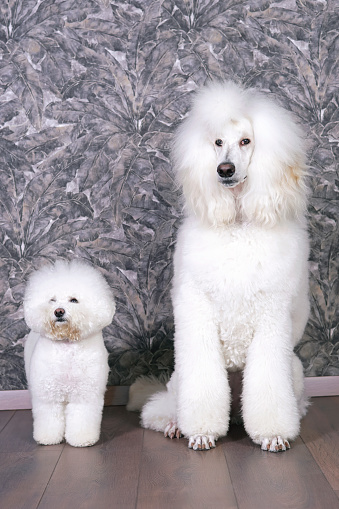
[
  {"left": 54, "top": 308, "right": 65, "bottom": 318},
  {"left": 217, "top": 162, "right": 235, "bottom": 179}
]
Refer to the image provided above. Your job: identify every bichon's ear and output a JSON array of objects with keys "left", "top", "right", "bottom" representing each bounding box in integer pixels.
[
  {"left": 172, "top": 118, "right": 237, "bottom": 227},
  {"left": 23, "top": 266, "right": 52, "bottom": 333},
  {"left": 72, "top": 261, "right": 116, "bottom": 330},
  {"left": 241, "top": 96, "right": 308, "bottom": 225},
  {"left": 98, "top": 297, "right": 116, "bottom": 329}
]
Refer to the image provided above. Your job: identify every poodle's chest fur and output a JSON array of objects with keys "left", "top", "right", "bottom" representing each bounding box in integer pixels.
[{"left": 173, "top": 218, "right": 308, "bottom": 370}]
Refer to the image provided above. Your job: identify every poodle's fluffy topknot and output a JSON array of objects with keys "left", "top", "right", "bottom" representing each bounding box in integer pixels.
[{"left": 172, "top": 81, "right": 308, "bottom": 227}]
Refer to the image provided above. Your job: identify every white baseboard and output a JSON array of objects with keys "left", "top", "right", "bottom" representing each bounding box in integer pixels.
[
  {"left": 0, "top": 386, "right": 130, "bottom": 411},
  {"left": 0, "top": 377, "right": 338, "bottom": 411},
  {"left": 304, "top": 376, "right": 339, "bottom": 397}
]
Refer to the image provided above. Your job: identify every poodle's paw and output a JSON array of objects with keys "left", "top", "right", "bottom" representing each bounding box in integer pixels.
[
  {"left": 260, "top": 436, "right": 291, "bottom": 452},
  {"left": 188, "top": 434, "right": 216, "bottom": 451},
  {"left": 164, "top": 422, "right": 182, "bottom": 439}
]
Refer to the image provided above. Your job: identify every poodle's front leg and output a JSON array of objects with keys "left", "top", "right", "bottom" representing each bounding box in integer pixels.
[
  {"left": 242, "top": 309, "right": 300, "bottom": 452},
  {"left": 173, "top": 286, "right": 230, "bottom": 450}
]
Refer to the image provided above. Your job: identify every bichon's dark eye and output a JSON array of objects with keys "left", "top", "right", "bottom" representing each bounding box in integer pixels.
[
  {"left": 240, "top": 138, "right": 251, "bottom": 146},
  {"left": 70, "top": 298, "right": 78, "bottom": 303},
  {"left": 50, "top": 298, "right": 56, "bottom": 302},
  {"left": 215, "top": 139, "right": 223, "bottom": 147}
]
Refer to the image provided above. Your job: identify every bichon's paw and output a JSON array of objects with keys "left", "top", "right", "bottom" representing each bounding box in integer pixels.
[
  {"left": 67, "top": 439, "right": 98, "bottom": 447},
  {"left": 65, "top": 431, "right": 100, "bottom": 447},
  {"left": 188, "top": 434, "right": 216, "bottom": 451},
  {"left": 66, "top": 437, "right": 99, "bottom": 447},
  {"left": 164, "top": 422, "right": 182, "bottom": 439},
  {"left": 34, "top": 431, "right": 64, "bottom": 446},
  {"left": 261, "top": 436, "right": 291, "bottom": 452}
]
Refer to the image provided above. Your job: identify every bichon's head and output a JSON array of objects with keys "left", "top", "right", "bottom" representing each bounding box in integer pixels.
[{"left": 23, "top": 260, "right": 116, "bottom": 342}]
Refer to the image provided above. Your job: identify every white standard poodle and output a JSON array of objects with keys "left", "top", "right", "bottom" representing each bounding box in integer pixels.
[
  {"left": 132, "top": 81, "right": 310, "bottom": 452},
  {"left": 24, "top": 260, "right": 116, "bottom": 447}
]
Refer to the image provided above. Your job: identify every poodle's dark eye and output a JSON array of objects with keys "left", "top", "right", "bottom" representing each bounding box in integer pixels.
[
  {"left": 70, "top": 298, "right": 78, "bottom": 303},
  {"left": 50, "top": 298, "right": 56, "bottom": 303},
  {"left": 215, "top": 139, "right": 223, "bottom": 147},
  {"left": 240, "top": 138, "right": 251, "bottom": 146}
]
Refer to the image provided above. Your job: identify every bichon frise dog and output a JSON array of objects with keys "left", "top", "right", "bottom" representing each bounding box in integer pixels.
[
  {"left": 131, "top": 81, "right": 310, "bottom": 452},
  {"left": 24, "top": 260, "right": 115, "bottom": 447}
]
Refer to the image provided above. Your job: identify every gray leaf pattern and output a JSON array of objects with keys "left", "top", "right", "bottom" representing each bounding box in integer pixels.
[{"left": 0, "top": 0, "right": 337, "bottom": 389}]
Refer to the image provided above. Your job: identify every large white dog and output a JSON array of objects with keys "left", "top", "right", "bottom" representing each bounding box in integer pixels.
[
  {"left": 135, "top": 81, "right": 310, "bottom": 452},
  {"left": 24, "top": 260, "right": 115, "bottom": 447}
]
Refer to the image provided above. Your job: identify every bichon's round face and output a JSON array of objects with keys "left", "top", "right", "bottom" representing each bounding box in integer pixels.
[
  {"left": 36, "top": 293, "right": 84, "bottom": 341},
  {"left": 24, "top": 261, "right": 115, "bottom": 341}
]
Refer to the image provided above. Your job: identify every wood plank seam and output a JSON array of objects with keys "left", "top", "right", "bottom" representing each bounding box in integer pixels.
[{"left": 35, "top": 447, "right": 65, "bottom": 509}]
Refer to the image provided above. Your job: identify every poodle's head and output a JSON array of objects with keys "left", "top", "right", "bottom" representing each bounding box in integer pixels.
[
  {"left": 172, "top": 81, "right": 308, "bottom": 227},
  {"left": 23, "top": 260, "right": 116, "bottom": 341}
]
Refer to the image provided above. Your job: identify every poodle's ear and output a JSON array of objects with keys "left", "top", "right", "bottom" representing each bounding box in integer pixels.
[
  {"left": 241, "top": 96, "right": 308, "bottom": 225},
  {"left": 172, "top": 118, "right": 237, "bottom": 226}
]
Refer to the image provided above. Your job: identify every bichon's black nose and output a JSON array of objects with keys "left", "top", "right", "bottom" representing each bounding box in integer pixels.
[
  {"left": 217, "top": 162, "right": 235, "bottom": 178},
  {"left": 54, "top": 308, "right": 65, "bottom": 318}
]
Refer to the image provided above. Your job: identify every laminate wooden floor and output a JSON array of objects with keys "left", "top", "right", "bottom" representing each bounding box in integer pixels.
[{"left": 1, "top": 397, "right": 338, "bottom": 509}]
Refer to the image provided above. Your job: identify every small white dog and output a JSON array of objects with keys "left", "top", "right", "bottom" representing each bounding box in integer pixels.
[
  {"left": 133, "top": 81, "right": 310, "bottom": 452},
  {"left": 24, "top": 260, "right": 115, "bottom": 447}
]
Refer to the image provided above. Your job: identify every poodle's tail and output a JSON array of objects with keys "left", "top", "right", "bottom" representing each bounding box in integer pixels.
[
  {"left": 141, "top": 387, "right": 177, "bottom": 433},
  {"left": 128, "top": 373, "right": 178, "bottom": 433},
  {"left": 127, "top": 375, "right": 167, "bottom": 411}
]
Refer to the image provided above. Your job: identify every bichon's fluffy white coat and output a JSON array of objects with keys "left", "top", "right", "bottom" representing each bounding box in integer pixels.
[
  {"left": 135, "top": 82, "right": 310, "bottom": 452},
  {"left": 24, "top": 260, "right": 115, "bottom": 447}
]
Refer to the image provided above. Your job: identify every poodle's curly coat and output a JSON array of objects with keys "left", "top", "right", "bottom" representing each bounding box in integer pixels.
[{"left": 136, "top": 81, "right": 310, "bottom": 452}]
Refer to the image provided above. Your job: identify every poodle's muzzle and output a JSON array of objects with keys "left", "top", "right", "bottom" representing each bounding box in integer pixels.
[
  {"left": 217, "top": 162, "right": 235, "bottom": 179},
  {"left": 217, "top": 162, "right": 246, "bottom": 188}
]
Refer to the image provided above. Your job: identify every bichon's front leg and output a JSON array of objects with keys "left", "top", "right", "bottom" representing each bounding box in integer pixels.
[
  {"left": 242, "top": 313, "right": 300, "bottom": 452},
  {"left": 173, "top": 287, "right": 231, "bottom": 450},
  {"left": 32, "top": 400, "right": 66, "bottom": 445},
  {"left": 65, "top": 398, "right": 104, "bottom": 447}
]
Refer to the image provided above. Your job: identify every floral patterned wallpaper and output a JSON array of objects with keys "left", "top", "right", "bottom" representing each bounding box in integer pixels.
[{"left": 0, "top": 0, "right": 337, "bottom": 390}]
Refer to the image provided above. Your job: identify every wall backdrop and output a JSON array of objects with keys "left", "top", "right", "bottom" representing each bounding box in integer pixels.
[{"left": 0, "top": 0, "right": 338, "bottom": 390}]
